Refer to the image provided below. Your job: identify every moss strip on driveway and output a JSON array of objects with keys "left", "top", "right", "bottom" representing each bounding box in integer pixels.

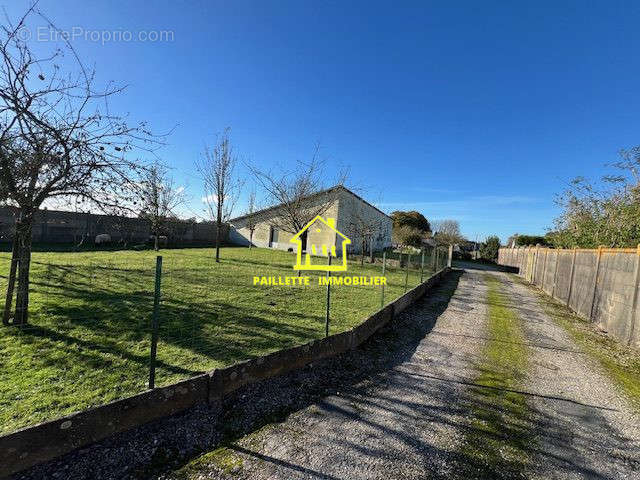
[{"left": 457, "top": 273, "right": 533, "bottom": 479}]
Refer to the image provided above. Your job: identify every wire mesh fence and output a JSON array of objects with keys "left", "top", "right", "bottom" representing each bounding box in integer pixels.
[{"left": 0, "top": 244, "right": 450, "bottom": 435}]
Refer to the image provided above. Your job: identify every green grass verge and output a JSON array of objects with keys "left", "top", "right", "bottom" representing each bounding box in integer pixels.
[
  {"left": 458, "top": 274, "right": 533, "bottom": 478},
  {"left": 510, "top": 274, "right": 640, "bottom": 413},
  {"left": 0, "top": 246, "right": 440, "bottom": 434}
]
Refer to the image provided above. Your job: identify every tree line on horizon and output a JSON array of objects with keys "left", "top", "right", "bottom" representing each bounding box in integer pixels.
[{"left": 390, "top": 210, "right": 501, "bottom": 261}]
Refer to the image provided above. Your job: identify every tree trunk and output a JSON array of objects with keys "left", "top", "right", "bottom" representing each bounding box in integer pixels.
[
  {"left": 13, "top": 218, "right": 33, "bottom": 326},
  {"left": 249, "top": 230, "right": 253, "bottom": 249},
  {"left": 215, "top": 209, "right": 222, "bottom": 263},
  {"left": 154, "top": 233, "right": 159, "bottom": 251},
  {"left": 2, "top": 236, "right": 19, "bottom": 326},
  {"left": 360, "top": 238, "right": 365, "bottom": 266},
  {"left": 369, "top": 237, "right": 374, "bottom": 263}
]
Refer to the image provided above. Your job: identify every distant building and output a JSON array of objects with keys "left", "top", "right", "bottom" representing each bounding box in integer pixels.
[{"left": 229, "top": 185, "right": 392, "bottom": 255}]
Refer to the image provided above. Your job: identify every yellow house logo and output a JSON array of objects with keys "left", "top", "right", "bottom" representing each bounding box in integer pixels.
[{"left": 290, "top": 215, "right": 350, "bottom": 272}]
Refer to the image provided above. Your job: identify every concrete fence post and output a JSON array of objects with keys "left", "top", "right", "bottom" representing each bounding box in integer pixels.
[
  {"left": 589, "top": 246, "right": 604, "bottom": 321},
  {"left": 566, "top": 248, "right": 577, "bottom": 308},
  {"left": 541, "top": 248, "right": 549, "bottom": 289},
  {"left": 447, "top": 245, "right": 453, "bottom": 268},
  {"left": 551, "top": 250, "right": 560, "bottom": 298},
  {"left": 627, "top": 244, "right": 640, "bottom": 345},
  {"left": 533, "top": 245, "right": 541, "bottom": 284}
]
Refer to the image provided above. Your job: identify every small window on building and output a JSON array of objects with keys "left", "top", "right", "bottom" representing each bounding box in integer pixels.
[{"left": 269, "top": 226, "right": 279, "bottom": 246}]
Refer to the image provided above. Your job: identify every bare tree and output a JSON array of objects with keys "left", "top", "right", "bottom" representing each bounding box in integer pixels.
[
  {"left": 0, "top": 7, "right": 161, "bottom": 325},
  {"left": 244, "top": 187, "right": 260, "bottom": 249},
  {"left": 197, "top": 128, "right": 242, "bottom": 262},
  {"left": 139, "top": 162, "right": 184, "bottom": 250},
  {"left": 248, "top": 145, "right": 346, "bottom": 250},
  {"left": 432, "top": 219, "right": 464, "bottom": 246}
]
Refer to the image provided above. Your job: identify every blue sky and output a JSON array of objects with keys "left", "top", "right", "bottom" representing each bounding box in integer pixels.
[{"left": 5, "top": 1, "right": 640, "bottom": 242}]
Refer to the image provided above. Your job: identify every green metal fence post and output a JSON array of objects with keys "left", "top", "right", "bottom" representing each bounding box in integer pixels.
[
  {"left": 325, "top": 255, "right": 331, "bottom": 337},
  {"left": 431, "top": 245, "right": 437, "bottom": 272},
  {"left": 381, "top": 251, "right": 386, "bottom": 308},
  {"left": 404, "top": 253, "right": 410, "bottom": 293},
  {"left": 148, "top": 255, "right": 163, "bottom": 389}
]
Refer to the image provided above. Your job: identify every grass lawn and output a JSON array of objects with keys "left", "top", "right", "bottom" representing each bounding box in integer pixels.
[{"left": 0, "top": 246, "right": 443, "bottom": 434}]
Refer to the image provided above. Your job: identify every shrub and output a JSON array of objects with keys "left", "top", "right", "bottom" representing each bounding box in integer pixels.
[{"left": 480, "top": 236, "right": 501, "bottom": 261}]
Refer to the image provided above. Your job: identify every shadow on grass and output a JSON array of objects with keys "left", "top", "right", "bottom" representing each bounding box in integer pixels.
[
  {"left": 16, "top": 274, "right": 327, "bottom": 368},
  {"left": 7, "top": 325, "right": 200, "bottom": 378}
]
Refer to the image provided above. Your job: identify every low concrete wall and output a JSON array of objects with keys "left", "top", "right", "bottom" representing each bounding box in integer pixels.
[
  {"left": 499, "top": 246, "right": 640, "bottom": 348},
  {"left": 0, "top": 268, "right": 451, "bottom": 478},
  {"left": 208, "top": 329, "right": 357, "bottom": 402},
  {"left": 351, "top": 304, "right": 394, "bottom": 348},
  {"left": 0, "top": 374, "right": 209, "bottom": 478}
]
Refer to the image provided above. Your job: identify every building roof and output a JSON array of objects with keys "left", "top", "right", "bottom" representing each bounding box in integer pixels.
[{"left": 229, "top": 185, "right": 391, "bottom": 224}]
